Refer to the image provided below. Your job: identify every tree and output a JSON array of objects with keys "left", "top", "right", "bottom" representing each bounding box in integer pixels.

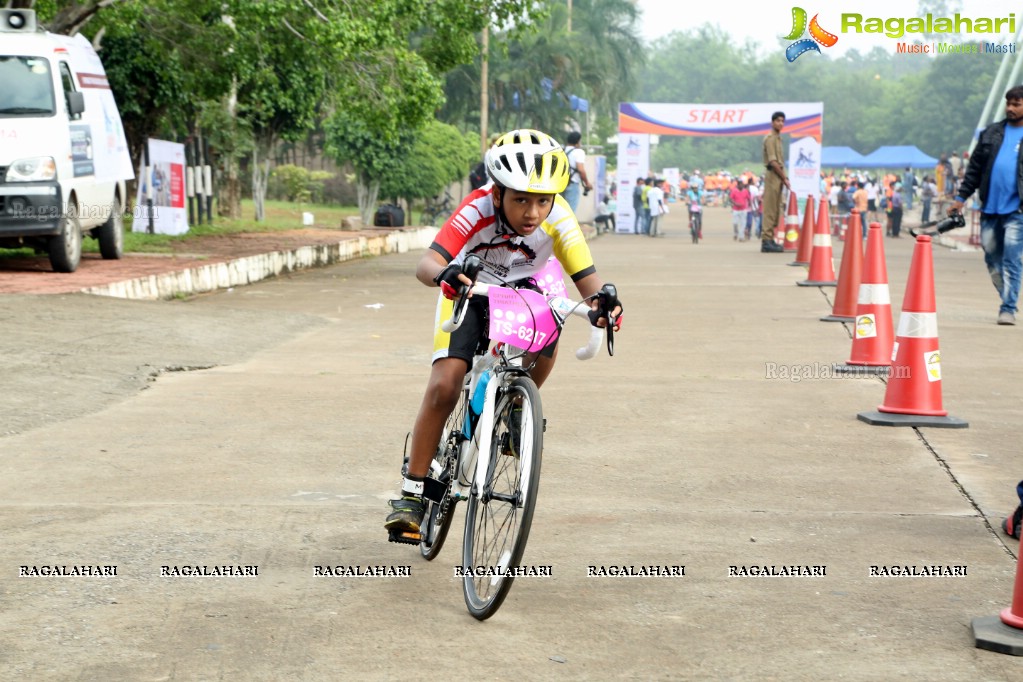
[
  {"left": 323, "top": 112, "right": 413, "bottom": 225},
  {"left": 379, "top": 121, "right": 478, "bottom": 209}
]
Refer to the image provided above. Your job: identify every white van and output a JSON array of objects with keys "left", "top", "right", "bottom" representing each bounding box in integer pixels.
[{"left": 0, "top": 9, "right": 133, "bottom": 272}]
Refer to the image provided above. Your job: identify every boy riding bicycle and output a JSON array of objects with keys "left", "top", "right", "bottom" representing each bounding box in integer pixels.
[{"left": 385, "top": 129, "right": 623, "bottom": 541}]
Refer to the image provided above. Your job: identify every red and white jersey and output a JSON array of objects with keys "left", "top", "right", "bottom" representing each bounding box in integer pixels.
[{"left": 430, "top": 185, "right": 596, "bottom": 285}]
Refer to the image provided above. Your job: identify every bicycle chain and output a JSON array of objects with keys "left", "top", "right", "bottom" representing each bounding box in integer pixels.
[{"left": 432, "top": 436, "right": 460, "bottom": 527}]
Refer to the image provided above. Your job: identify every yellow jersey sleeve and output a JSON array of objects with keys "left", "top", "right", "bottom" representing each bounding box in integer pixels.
[{"left": 543, "top": 195, "right": 596, "bottom": 281}]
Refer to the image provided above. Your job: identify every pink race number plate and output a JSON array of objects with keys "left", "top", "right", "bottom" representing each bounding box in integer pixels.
[
  {"left": 533, "top": 257, "right": 567, "bottom": 297},
  {"left": 488, "top": 286, "right": 559, "bottom": 352}
]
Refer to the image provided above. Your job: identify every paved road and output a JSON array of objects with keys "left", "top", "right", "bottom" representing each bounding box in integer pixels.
[{"left": 2, "top": 207, "right": 1023, "bottom": 679}]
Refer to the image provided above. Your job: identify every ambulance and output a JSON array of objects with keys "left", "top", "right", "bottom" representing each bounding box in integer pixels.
[{"left": 0, "top": 8, "right": 133, "bottom": 272}]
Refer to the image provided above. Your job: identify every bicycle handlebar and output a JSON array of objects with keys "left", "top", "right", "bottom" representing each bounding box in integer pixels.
[
  {"left": 909, "top": 211, "right": 966, "bottom": 238},
  {"left": 441, "top": 282, "right": 606, "bottom": 360}
]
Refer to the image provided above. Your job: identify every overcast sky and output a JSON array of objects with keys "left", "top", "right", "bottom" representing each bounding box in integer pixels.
[{"left": 634, "top": 0, "right": 1018, "bottom": 57}]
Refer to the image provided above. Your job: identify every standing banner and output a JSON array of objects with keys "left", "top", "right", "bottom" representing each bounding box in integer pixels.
[
  {"left": 615, "top": 134, "right": 650, "bottom": 234},
  {"left": 788, "top": 136, "right": 822, "bottom": 200},
  {"left": 135, "top": 139, "right": 188, "bottom": 235}
]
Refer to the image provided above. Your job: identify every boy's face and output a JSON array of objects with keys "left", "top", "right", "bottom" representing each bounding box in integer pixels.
[
  {"left": 772, "top": 116, "right": 786, "bottom": 132},
  {"left": 495, "top": 187, "right": 556, "bottom": 237}
]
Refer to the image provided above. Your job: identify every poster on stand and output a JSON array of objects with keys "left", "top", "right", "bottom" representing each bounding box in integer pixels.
[
  {"left": 135, "top": 139, "right": 188, "bottom": 235},
  {"left": 614, "top": 134, "right": 650, "bottom": 234}
]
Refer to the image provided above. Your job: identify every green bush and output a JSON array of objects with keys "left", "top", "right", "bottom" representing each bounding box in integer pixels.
[{"left": 272, "top": 164, "right": 335, "bottom": 203}]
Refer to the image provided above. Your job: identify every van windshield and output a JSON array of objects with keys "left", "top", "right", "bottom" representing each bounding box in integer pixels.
[{"left": 0, "top": 56, "right": 55, "bottom": 117}]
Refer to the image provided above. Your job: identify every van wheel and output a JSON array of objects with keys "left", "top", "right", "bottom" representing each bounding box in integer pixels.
[
  {"left": 48, "top": 205, "right": 82, "bottom": 273},
  {"left": 98, "top": 196, "right": 124, "bottom": 259}
]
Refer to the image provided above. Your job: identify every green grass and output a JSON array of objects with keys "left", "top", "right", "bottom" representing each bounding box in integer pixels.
[
  {"left": 111, "top": 199, "right": 360, "bottom": 254},
  {"left": 0, "top": 200, "right": 360, "bottom": 260}
]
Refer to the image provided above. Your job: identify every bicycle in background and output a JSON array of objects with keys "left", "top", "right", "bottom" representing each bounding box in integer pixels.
[{"left": 421, "top": 190, "right": 454, "bottom": 227}]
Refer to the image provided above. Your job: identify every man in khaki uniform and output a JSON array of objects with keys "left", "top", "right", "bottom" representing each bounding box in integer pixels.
[{"left": 761, "top": 111, "right": 791, "bottom": 253}]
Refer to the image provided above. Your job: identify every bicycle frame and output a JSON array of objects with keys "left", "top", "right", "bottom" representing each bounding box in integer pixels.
[{"left": 442, "top": 284, "right": 604, "bottom": 505}]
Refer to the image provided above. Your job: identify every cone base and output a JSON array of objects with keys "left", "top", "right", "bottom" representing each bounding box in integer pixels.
[
  {"left": 797, "top": 280, "right": 838, "bottom": 287},
  {"left": 834, "top": 363, "right": 890, "bottom": 375},
  {"left": 820, "top": 314, "right": 856, "bottom": 323},
  {"left": 787, "top": 261, "right": 809, "bottom": 267},
  {"left": 972, "top": 615, "right": 1023, "bottom": 656},
  {"left": 856, "top": 410, "right": 969, "bottom": 428}
]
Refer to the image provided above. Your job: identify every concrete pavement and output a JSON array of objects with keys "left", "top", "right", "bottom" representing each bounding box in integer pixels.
[{"left": 1, "top": 206, "right": 1022, "bottom": 679}]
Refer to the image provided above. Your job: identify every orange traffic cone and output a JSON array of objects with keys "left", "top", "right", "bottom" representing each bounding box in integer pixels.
[
  {"left": 791, "top": 197, "right": 824, "bottom": 267},
  {"left": 773, "top": 193, "right": 790, "bottom": 246},
  {"left": 821, "top": 212, "right": 865, "bottom": 322},
  {"left": 857, "top": 234, "right": 968, "bottom": 428},
  {"left": 783, "top": 193, "right": 803, "bottom": 252},
  {"left": 972, "top": 534, "right": 1023, "bottom": 654},
  {"left": 835, "top": 222, "right": 892, "bottom": 374},
  {"left": 796, "top": 197, "right": 837, "bottom": 287}
]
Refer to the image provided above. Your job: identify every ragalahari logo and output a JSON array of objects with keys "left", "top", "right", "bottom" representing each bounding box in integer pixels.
[{"left": 784, "top": 7, "right": 838, "bottom": 61}]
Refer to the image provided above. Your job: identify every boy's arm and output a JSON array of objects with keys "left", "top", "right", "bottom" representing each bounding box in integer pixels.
[
  {"left": 416, "top": 249, "right": 448, "bottom": 287},
  {"left": 416, "top": 249, "right": 472, "bottom": 292},
  {"left": 573, "top": 272, "right": 623, "bottom": 330}
]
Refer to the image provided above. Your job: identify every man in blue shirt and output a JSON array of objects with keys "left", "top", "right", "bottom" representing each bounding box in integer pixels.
[{"left": 951, "top": 86, "right": 1023, "bottom": 325}]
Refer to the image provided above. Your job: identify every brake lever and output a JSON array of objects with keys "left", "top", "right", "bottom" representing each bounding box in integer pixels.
[{"left": 450, "top": 254, "right": 484, "bottom": 323}]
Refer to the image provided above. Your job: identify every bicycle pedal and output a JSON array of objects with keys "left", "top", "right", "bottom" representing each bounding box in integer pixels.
[{"left": 387, "top": 529, "right": 422, "bottom": 545}]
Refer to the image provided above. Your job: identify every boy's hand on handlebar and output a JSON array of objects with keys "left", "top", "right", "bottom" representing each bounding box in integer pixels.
[
  {"left": 433, "top": 264, "right": 474, "bottom": 300},
  {"left": 588, "top": 284, "right": 623, "bottom": 332},
  {"left": 589, "top": 300, "right": 623, "bottom": 331}
]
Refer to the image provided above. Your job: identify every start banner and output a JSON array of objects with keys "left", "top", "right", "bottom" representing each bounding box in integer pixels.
[{"left": 618, "top": 102, "right": 823, "bottom": 140}]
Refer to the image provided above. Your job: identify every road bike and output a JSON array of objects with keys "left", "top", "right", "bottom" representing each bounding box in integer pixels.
[
  {"left": 420, "top": 190, "right": 454, "bottom": 227},
  {"left": 405, "top": 255, "right": 618, "bottom": 619}
]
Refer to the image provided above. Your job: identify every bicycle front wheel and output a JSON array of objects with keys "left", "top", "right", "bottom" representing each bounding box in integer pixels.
[{"left": 461, "top": 376, "right": 543, "bottom": 620}]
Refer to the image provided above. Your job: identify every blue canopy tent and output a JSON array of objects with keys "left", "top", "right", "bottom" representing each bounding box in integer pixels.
[
  {"left": 859, "top": 145, "right": 938, "bottom": 169},
  {"left": 822, "top": 146, "right": 868, "bottom": 168}
]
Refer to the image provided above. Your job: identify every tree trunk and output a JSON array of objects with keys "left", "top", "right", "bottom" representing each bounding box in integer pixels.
[
  {"left": 251, "top": 145, "right": 265, "bottom": 222},
  {"left": 218, "top": 78, "right": 242, "bottom": 219},
  {"left": 357, "top": 177, "right": 380, "bottom": 227},
  {"left": 12, "top": 0, "right": 128, "bottom": 35},
  {"left": 219, "top": 156, "right": 242, "bottom": 219}
]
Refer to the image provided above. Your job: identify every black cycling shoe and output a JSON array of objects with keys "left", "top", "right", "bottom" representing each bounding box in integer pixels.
[{"left": 385, "top": 496, "right": 425, "bottom": 544}]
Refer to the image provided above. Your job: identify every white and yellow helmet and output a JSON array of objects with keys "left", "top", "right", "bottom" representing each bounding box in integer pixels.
[{"left": 485, "top": 129, "right": 570, "bottom": 194}]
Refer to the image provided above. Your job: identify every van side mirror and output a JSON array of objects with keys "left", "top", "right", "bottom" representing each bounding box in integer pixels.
[{"left": 66, "top": 91, "right": 84, "bottom": 116}]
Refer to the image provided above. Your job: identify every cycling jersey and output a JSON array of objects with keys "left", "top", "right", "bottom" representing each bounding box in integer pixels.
[{"left": 430, "top": 184, "right": 596, "bottom": 285}]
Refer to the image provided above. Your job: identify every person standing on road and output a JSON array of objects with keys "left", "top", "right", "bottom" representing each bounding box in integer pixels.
[
  {"left": 561, "top": 131, "right": 592, "bottom": 212},
  {"left": 729, "top": 179, "right": 751, "bottom": 241},
  {"left": 384, "top": 129, "right": 622, "bottom": 541},
  {"left": 949, "top": 85, "right": 1023, "bottom": 326},
  {"left": 761, "top": 111, "right": 790, "bottom": 252},
  {"left": 920, "top": 176, "right": 937, "bottom": 224},
  {"left": 646, "top": 179, "right": 666, "bottom": 237},
  {"left": 852, "top": 181, "right": 869, "bottom": 238},
  {"left": 632, "top": 177, "right": 646, "bottom": 234},
  {"left": 890, "top": 184, "right": 904, "bottom": 237}
]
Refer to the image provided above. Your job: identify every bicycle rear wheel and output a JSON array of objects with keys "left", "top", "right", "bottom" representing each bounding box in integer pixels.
[
  {"left": 419, "top": 386, "right": 470, "bottom": 561},
  {"left": 461, "top": 376, "right": 543, "bottom": 620}
]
